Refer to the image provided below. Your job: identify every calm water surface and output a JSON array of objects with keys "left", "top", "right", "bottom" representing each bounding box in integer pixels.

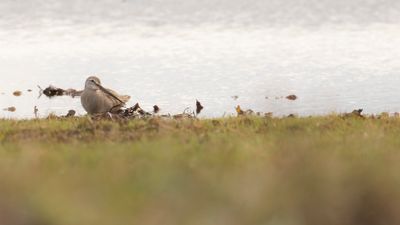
[{"left": 1, "top": 0, "right": 400, "bottom": 118}]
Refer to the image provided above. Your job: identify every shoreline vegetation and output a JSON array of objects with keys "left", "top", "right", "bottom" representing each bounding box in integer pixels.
[{"left": 1, "top": 115, "right": 400, "bottom": 224}]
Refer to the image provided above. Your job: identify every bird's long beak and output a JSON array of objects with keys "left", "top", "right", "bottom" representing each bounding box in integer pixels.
[{"left": 93, "top": 82, "right": 124, "bottom": 104}]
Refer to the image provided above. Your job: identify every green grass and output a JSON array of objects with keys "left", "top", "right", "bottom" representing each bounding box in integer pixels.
[{"left": 1, "top": 116, "right": 400, "bottom": 225}]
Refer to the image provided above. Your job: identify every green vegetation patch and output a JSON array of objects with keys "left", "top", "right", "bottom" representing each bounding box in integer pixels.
[{"left": 0, "top": 116, "right": 400, "bottom": 225}]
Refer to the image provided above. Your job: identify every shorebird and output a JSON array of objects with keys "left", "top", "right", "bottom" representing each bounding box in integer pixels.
[{"left": 81, "top": 76, "right": 131, "bottom": 114}]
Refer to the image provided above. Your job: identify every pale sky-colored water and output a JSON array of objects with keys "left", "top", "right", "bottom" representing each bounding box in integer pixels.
[{"left": 1, "top": 0, "right": 400, "bottom": 118}]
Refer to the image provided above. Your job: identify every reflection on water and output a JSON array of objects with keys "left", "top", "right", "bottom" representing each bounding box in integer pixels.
[{"left": 1, "top": 0, "right": 400, "bottom": 118}]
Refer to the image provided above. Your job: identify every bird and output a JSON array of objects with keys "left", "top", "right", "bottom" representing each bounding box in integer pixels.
[{"left": 81, "top": 76, "right": 131, "bottom": 114}]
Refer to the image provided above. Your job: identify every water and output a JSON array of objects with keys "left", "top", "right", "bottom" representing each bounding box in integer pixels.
[{"left": 1, "top": 0, "right": 400, "bottom": 118}]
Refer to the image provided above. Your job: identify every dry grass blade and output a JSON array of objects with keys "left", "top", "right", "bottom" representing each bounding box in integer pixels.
[{"left": 34, "top": 106, "right": 39, "bottom": 118}]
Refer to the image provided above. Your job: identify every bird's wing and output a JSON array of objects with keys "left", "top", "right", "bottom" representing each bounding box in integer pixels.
[{"left": 106, "top": 89, "right": 130, "bottom": 103}]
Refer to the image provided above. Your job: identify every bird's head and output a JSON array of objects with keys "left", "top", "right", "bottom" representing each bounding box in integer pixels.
[{"left": 85, "top": 76, "right": 102, "bottom": 90}]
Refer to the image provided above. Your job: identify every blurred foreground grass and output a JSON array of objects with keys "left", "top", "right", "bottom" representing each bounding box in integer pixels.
[{"left": 0, "top": 115, "right": 400, "bottom": 225}]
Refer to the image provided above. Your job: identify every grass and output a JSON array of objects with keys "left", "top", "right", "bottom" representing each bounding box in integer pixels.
[{"left": 1, "top": 115, "right": 400, "bottom": 225}]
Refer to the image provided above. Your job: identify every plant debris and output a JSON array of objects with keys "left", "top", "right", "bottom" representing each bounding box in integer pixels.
[
  {"left": 196, "top": 100, "right": 204, "bottom": 115},
  {"left": 235, "top": 105, "right": 260, "bottom": 116},
  {"left": 112, "top": 103, "right": 152, "bottom": 119},
  {"left": 236, "top": 105, "right": 245, "bottom": 116},
  {"left": 64, "top": 110, "right": 76, "bottom": 118},
  {"left": 153, "top": 105, "right": 160, "bottom": 114},
  {"left": 232, "top": 95, "right": 239, "bottom": 100},
  {"left": 3, "top": 107, "right": 16, "bottom": 112},
  {"left": 286, "top": 95, "right": 298, "bottom": 101},
  {"left": 39, "top": 85, "right": 82, "bottom": 98},
  {"left": 13, "top": 91, "right": 22, "bottom": 96}
]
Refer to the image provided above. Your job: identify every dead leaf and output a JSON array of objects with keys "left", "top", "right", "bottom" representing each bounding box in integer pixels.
[
  {"left": 13, "top": 91, "right": 22, "bottom": 96},
  {"left": 196, "top": 100, "right": 204, "bottom": 114},
  {"left": 286, "top": 95, "right": 298, "bottom": 101},
  {"left": 232, "top": 96, "right": 239, "bottom": 100},
  {"left": 236, "top": 105, "right": 245, "bottom": 116}
]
